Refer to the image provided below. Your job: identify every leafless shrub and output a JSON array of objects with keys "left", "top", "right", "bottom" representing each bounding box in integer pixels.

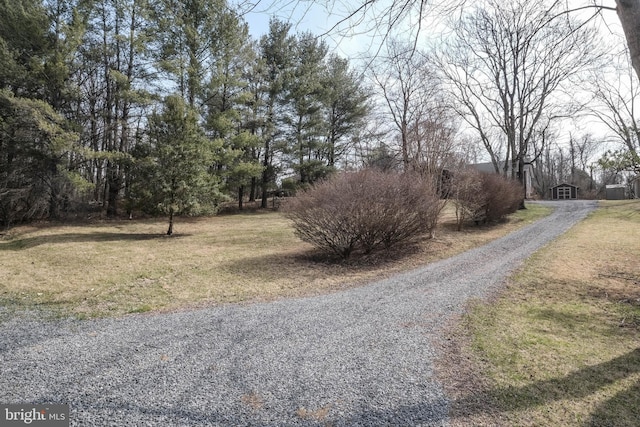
[
  {"left": 450, "top": 168, "right": 485, "bottom": 231},
  {"left": 481, "top": 173, "right": 523, "bottom": 222},
  {"left": 284, "top": 169, "right": 444, "bottom": 259},
  {"left": 450, "top": 169, "right": 523, "bottom": 230}
]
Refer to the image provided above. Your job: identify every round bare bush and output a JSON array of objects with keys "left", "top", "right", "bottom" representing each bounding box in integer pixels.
[
  {"left": 480, "top": 173, "right": 523, "bottom": 221},
  {"left": 450, "top": 168, "right": 524, "bottom": 229},
  {"left": 284, "top": 169, "right": 444, "bottom": 259}
]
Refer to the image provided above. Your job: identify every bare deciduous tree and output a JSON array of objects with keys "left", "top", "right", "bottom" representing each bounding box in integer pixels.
[
  {"left": 589, "top": 48, "right": 640, "bottom": 170},
  {"left": 438, "top": 0, "right": 601, "bottom": 193},
  {"left": 406, "top": 105, "right": 459, "bottom": 177},
  {"left": 370, "top": 40, "right": 432, "bottom": 170},
  {"left": 371, "top": 40, "right": 458, "bottom": 176},
  {"left": 569, "top": 133, "right": 600, "bottom": 188}
]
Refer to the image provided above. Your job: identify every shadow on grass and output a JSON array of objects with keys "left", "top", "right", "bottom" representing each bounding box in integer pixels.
[
  {"left": 0, "top": 232, "right": 191, "bottom": 250},
  {"left": 220, "top": 240, "right": 429, "bottom": 274},
  {"left": 528, "top": 307, "right": 607, "bottom": 331},
  {"left": 588, "top": 378, "right": 640, "bottom": 426},
  {"left": 451, "top": 347, "right": 640, "bottom": 425},
  {"left": 599, "top": 200, "right": 640, "bottom": 209}
]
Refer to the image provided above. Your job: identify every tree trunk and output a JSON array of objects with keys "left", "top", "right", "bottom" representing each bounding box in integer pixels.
[
  {"left": 517, "top": 157, "right": 526, "bottom": 209},
  {"left": 167, "top": 208, "right": 174, "bottom": 236},
  {"left": 261, "top": 140, "right": 270, "bottom": 209},
  {"left": 106, "top": 163, "right": 120, "bottom": 217},
  {"left": 249, "top": 177, "right": 256, "bottom": 202},
  {"left": 617, "top": 0, "right": 640, "bottom": 81},
  {"left": 238, "top": 185, "right": 244, "bottom": 211},
  {"left": 401, "top": 126, "right": 409, "bottom": 171},
  {"left": 261, "top": 181, "right": 269, "bottom": 209}
]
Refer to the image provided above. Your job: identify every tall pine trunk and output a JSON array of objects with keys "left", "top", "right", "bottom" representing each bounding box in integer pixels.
[
  {"left": 261, "top": 143, "right": 270, "bottom": 209},
  {"left": 167, "top": 207, "right": 174, "bottom": 236},
  {"left": 249, "top": 177, "right": 256, "bottom": 202}
]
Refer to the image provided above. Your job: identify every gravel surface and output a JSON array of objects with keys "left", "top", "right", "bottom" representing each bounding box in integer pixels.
[{"left": 0, "top": 201, "right": 596, "bottom": 426}]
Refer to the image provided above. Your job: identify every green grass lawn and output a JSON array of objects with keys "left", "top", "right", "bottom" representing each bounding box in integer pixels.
[{"left": 443, "top": 200, "right": 640, "bottom": 426}]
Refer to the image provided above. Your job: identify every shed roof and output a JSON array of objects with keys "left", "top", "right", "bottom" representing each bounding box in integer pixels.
[{"left": 551, "top": 183, "right": 578, "bottom": 189}]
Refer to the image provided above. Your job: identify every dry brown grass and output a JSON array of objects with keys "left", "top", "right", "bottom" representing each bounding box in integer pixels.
[
  {"left": 0, "top": 203, "right": 550, "bottom": 319},
  {"left": 440, "top": 200, "right": 640, "bottom": 426}
]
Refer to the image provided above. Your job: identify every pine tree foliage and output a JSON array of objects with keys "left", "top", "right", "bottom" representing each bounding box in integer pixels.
[
  {"left": 136, "top": 95, "right": 224, "bottom": 235},
  {"left": 0, "top": 89, "right": 84, "bottom": 225},
  {"left": 0, "top": 0, "right": 373, "bottom": 225}
]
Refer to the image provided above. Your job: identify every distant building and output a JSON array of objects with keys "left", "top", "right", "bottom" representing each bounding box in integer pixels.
[
  {"left": 470, "top": 162, "right": 534, "bottom": 199},
  {"left": 550, "top": 183, "right": 578, "bottom": 200},
  {"left": 605, "top": 184, "right": 627, "bottom": 200}
]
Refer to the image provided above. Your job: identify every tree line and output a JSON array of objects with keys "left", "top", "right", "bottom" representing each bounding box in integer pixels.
[
  {"left": 0, "top": 0, "right": 370, "bottom": 231},
  {"left": 2, "top": 0, "right": 639, "bottom": 233}
]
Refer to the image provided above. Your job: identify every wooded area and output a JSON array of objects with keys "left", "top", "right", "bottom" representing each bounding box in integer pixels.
[
  {"left": 1, "top": 0, "right": 639, "bottom": 232},
  {"left": 0, "top": 0, "right": 371, "bottom": 231}
]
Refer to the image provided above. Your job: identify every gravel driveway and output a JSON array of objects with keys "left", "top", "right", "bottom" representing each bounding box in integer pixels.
[{"left": 0, "top": 200, "right": 596, "bottom": 426}]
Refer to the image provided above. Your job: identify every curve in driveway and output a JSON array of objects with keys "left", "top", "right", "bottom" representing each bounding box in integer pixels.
[{"left": 0, "top": 201, "right": 596, "bottom": 426}]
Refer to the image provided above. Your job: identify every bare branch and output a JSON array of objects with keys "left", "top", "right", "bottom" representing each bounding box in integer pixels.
[{"left": 440, "top": 0, "right": 603, "bottom": 186}]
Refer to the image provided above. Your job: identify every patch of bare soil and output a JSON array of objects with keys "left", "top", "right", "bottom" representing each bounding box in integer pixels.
[{"left": 434, "top": 313, "right": 506, "bottom": 426}]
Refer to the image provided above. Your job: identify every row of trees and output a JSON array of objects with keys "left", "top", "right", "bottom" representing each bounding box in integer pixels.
[
  {"left": 0, "top": 0, "right": 370, "bottom": 231},
  {"left": 2, "top": 0, "right": 639, "bottom": 232}
]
